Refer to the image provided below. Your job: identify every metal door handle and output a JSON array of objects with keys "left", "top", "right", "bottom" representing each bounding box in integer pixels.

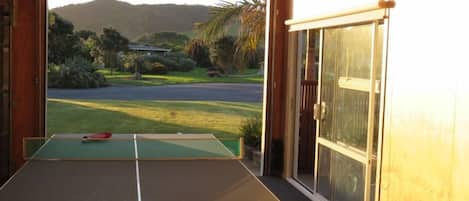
[
  {"left": 313, "top": 102, "right": 327, "bottom": 121},
  {"left": 321, "top": 102, "right": 326, "bottom": 120}
]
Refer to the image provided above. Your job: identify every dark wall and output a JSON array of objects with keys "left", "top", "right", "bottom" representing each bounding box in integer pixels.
[
  {"left": 10, "top": 0, "right": 46, "bottom": 171},
  {"left": 263, "top": 0, "right": 291, "bottom": 176},
  {"left": 0, "top": 1, "right": 11, "bottom": 184}
]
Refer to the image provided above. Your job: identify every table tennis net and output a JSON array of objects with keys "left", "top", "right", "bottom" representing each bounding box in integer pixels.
[{"left": 24, "top": 134, "right": 243, "bottom": 161}]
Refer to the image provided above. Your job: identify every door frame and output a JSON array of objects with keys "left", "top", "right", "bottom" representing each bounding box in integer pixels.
[{"left": 284, "top": 4, "right": 392, "bottom": 201}]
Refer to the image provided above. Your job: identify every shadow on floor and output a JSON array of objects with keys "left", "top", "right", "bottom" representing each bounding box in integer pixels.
[{"left": 259, "top": 176, "right": 311, "bottom": 201}]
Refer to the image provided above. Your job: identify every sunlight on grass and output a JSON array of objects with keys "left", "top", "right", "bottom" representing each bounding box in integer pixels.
[
  {"left": 47, "top": 99, "right": 262, "bottom": 137},
  {"left": 98, "top": 68, "right": 264, "bottom": 86}
]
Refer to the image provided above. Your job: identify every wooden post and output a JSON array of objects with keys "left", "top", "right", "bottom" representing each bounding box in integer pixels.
[
  {"left": 10, "top": 0, "right": 46, "bottom": 170},
  {"left": 263, "top": 0, "right": 292, "bottom": 176}
]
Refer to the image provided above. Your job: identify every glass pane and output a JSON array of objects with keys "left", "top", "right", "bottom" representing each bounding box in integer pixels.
[
  {"left": 372, "top": 25, "right": 384, "bottom": 155},
  {"left": 370, "top": 159, "right": 377, "bottom": 201},
  {"left": 317, "top": 145, "right": 365, "bottom": 201},
  {"left": 295, "top": 30, "right": 320, "bottom": 191},
  {"left": 298, "top": 30, "right": 307, "bottom": 80},
  {"left": 370, "top": 24, "right": 383, "bottom": 200},
  {"left": 319, "top": 24, "right": 375, "bottom": 151}
]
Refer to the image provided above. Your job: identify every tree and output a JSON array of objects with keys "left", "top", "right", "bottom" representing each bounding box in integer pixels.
[
  {"left": 74, "top": 30, "right": 99, "bottom": 62},
  {"left": 122, "top": 53, "right": 144, "bottom": 74},
  {"left": 99, "top": 27, "right": 129, "bottom": 74},
  {"left": 48, "top": 12, "right": 81, "bottom": 64},
  {"left": 75, "top": 30, "right": 97, "bottom": 40},
  {"left": 83, "top": 34, "right": 103, "bottom": 65},
  {"left": 185, "top": 39, "right": 212, "bottom": 68},
  {"left": 197, "top": 0, "right": 266, "bottom": 71},
  {"left": 211, "top": 36, "right": 236, "bottom": 74}
]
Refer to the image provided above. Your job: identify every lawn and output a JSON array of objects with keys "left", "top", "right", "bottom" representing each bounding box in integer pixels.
[
  {"left": 47, "top": 99, "right": 262, "bottom": 138},
  {"left": 98, "top": 67, "right": 264, "bottom": 86}
]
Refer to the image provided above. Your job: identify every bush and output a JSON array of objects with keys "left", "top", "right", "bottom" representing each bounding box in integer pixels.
[
  {"left": 144, "top": 53, "right": 196, "bottom": 72},
  {"left": 211, "top": 36, "right": 236, "bottom": 74},
  {"left": 177, "top": 58, "right": 196, "bottom": 72},
  {"left": 240, "top": 115, "right": 262, "bottom": 150},
  {"left": 122, "top": 53, "right": 144, "bottom": 73},
  {"left": 142, "top": 61, "right": 168, "bottom": 75},
  {"left": 186, "top": 39, "right": 212, "bottom": 68},
  {"left": 48, "top": 57, "right": 108, "bottom": 88},
  {"left": 64, "top": 55, "right": 98, "bottom": 73}
]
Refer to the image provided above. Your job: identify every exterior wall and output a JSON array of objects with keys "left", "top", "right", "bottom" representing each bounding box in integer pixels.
[
  {"left": 263, "top": 0, "right": 292, "bottom": 176},
  {"left": 380, "top": 1, "right": 469, "bottom": 201},
  {"left": 0, "top": 0, "right": 11, "bottom": 184},
  {"left": 11, "top": 0, "right": 46, "bottom": 170},
  {"left": 285, "top": 0, "right": 469, "bottom": 201},
  {"left": 292, "top": 0, "right": 378, "bottom": 19},
  {"left": 282, "top": 32, "right": 299, "bottom": 179}
]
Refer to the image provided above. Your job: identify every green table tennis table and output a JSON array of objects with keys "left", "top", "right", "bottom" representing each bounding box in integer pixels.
[{"left": 0, "top": 134, "right": 279, "bottom": 201}]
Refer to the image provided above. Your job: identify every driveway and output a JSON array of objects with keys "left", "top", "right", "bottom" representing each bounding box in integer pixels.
[{"left": 48, "top": 83, "right": 263, "bottom": 102}]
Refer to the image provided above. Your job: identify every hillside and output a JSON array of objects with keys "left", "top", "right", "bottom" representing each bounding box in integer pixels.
[{"left": 52, "top": 0, "right": 211, "bottom": 39}]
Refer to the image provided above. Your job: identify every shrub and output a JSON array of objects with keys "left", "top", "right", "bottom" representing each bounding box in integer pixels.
[
  {"left": 137, "top": 32, "right": 190, "bottom": 52},
  {"left": 157, "top": 56, "right": 178, "bottom": 70},
  {"left": 177, "top": 58, "right": 196, "bottom": 72},
  {"left": 143, "top": 54, "right": 196, "bottom": 72},
  {"left": 240, "top": 115, "right": 262, "bottom": 150},
  {"left": 211, "top": 36, "right": 236, "bottom": 74},
  {"left": 122, "top": 53, "right": 144, "bottom": 73},
  {"left": 166, "top": 52, "right": 187, "bottom": 59},
  {"left": 64, "top": 56, "right": 98, "bottom": 73},
  {"left": 186, "top": 39, "right": 212, "bottom": 68},
  {"left": 142, "top": 61, "right": 168, "bottom": 75},
  {"left": 48, "top": 57, "right": 108, "bottom": 88}
]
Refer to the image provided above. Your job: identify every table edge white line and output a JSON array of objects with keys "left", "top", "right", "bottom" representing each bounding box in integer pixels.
[
  {"left": 212, "top": 134, "right": 236, "bottom": 157},
  {"left": 134, "top": 134, "right": 142, "bottom": 201},
  {"left": 0, "top": 135, "right": 55, "bottom": 191}
]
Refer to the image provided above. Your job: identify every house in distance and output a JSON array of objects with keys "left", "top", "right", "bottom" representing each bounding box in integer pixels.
[{"left": 128, "top": 43, "right": 171, "bottom": 56}]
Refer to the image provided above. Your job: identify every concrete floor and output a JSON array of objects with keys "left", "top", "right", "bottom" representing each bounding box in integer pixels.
[
  {"left": 297, "top": 174, "right": 315, "bottom": 190},
  {"left": 242, "top": 159, "right": 312, "bottom": 201},
  {"left": 259, "top": 176, "right": 312, "bottom": 201}
]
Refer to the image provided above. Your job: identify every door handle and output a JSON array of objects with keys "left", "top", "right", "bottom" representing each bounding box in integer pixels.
[{"left": 313, "top": 102, "right": 327, "bottom": 121}]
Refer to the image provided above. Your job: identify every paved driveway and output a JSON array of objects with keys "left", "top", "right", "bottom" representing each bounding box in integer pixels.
[{"left": 48, "top": 83, "right": 263, "bottom": 102}]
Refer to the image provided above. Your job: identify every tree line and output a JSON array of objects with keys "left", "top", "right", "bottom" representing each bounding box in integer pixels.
[{"left": 47, "top": 0, "right": 266, "bottom": 88}]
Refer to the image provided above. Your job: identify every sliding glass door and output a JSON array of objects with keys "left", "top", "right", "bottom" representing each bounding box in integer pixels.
[{"left": 315, "top": 22, "right": 384, "bottom": 201}]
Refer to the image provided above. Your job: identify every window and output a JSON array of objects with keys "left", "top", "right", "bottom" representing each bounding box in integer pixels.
[{"left": 293, "top": 30, "right": 320, "bottom": 190}]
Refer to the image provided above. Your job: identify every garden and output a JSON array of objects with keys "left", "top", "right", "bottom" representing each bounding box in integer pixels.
[
  {"left": 47, "top": 11, "right": 264, "bottom": 89},
  {"left": 46, "top": 0, "right": 266, "bottom": 168}
]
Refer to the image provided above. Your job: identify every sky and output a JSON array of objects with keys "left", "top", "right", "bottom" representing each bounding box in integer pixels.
[{"left": 48, "top": 0, "right": 233, "bottom": 9}]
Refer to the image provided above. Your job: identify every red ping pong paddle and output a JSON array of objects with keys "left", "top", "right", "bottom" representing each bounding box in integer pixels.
[{"left": 82, "top": 132, "right": 112, "bottom": 142}]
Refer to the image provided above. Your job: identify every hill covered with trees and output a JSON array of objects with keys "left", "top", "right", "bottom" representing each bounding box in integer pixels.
[{"left": 52, "top": 0, "right": 211, "bottom": 39}]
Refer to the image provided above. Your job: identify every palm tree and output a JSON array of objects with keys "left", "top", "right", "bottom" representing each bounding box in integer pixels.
[{"left": 197, "top": 0, "right": 266, "bottom": 72}]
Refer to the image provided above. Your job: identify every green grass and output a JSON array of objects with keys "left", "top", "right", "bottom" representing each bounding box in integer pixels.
[
  {"left": 98, "top": 68, "right": 264, "bottom": 86},
  {"left": 47, "top": 99, "right": 262, "bottom": 138}
]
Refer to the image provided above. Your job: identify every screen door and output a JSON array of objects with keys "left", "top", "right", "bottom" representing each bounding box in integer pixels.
[{"left": 314, "top": 22, "right": 384, "bottom": 201}]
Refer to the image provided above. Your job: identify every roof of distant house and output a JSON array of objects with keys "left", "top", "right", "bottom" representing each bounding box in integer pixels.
[{"left": 128, "top": 44, "right": 172, "bottom": 52}]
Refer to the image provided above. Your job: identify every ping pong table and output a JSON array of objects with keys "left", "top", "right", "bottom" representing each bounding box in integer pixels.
[{"left": 0, "top": 134, "right": 279, "bottom": 201}]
